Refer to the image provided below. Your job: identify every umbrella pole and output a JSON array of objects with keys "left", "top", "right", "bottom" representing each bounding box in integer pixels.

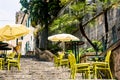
[
  {"left": 62, "top": 42, "right": 65, "bottom": 52},
  {"left": 16, "top": 39, "right": 18, "bottom": 45}
]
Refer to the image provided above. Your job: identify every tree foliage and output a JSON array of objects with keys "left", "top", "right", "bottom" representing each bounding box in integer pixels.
[
  {"left": 50, "top": 1, "right": 96, "bottom": 33},
  {"left": 20, "top": 0, "right": 63, "bottom": 49},
  {"left": 20, "top": 0, "right": 62, "bottom": 27},
  {"left": 50, "top": 13, "right": 78, "bottom": 33},
  {"left": 50, "top": 0, "right": 120, "bottom": 52},
  {"left": 50, "top": 1, "right": 99, "bottom": 52}
]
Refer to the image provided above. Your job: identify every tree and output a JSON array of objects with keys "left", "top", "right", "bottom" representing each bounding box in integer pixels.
[
  {"left": 20, "top": 0, "right": 62, "bottom": 49},
  {"left": 51, "top": 0, "right": 120, "bottom": 53},
  {"left": 51, "top": 0, "right": 98, "bottom": 52}
]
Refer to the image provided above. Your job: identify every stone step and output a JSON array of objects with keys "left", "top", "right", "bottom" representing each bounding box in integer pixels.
[{"left": 0, "top": 58, "right": 82, "bottom": 80}]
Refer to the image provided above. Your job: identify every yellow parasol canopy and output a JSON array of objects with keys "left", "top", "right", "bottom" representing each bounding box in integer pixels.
[
  {"left": 48, "top": 33, "right": 80, "bottom": 51},
  {"left": 0, "top": 24, "right": 29, "bottom": 41},
  {"left": 48, "top": 33, "right": 80, "bottom": 42}
]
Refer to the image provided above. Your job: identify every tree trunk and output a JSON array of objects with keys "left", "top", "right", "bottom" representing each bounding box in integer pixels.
[
  {"left": 39, "top": 1, "right": 49, "bottom": 49},
  {"left": 103, "top": 10, "right": 109, "bottom": 50},
  {"left": 40, "top": 24, "right": 48, "bottom": 49},
  {"left": 79, "top": 22, "right": 98, "bottom": 54}
]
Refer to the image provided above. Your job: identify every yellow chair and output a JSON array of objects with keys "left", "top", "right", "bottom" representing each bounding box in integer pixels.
[
  {"left": 0, "top": 58, "right": 4, "bottom": 70},
  {"left": 6, "top": 52, "right": 16, "bottom": 59},
  {"left": 92, "top": 50, "right": 113, "bottom": 79},
  {"left": 7, "top": 53, "right": 21, "bottom": 70},
  {"left": 53, "top": 55, "right": 60, "bottom": 67},
  {"left": 68, "top": 53, "right": 91, "bottom": 79},
  {"left": 59, "top": 58, "right": 68, "bottom": 67},
  {"left": 58, "top": 53, "right": 68, "bottom": 67},
  {"left": 58, "top": 52, "right": 64, "bottom": 59},
  {"left": 53, "top": 52, "right": 69, "bottom": 68}
]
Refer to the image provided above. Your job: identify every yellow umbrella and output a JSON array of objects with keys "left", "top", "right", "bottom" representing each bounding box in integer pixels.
[{"left": 0, "top": 24, "right": 29, "bottom": 41}]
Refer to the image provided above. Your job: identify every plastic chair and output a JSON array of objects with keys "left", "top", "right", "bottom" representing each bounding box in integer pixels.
[
  {"left": 0, "top": 58, "right": 4, "bottom": 70},
  {"left": 6, "top": 52, "right": 16, "bottom": 59},
  {"left": 7, "top": 53, "right": 21, "bottom": 70},
  {"left": 68, "top": 53, "right": 91, "bottom": 79},
  {"left": 58, "top": 52, "right": 68, "bottom": 67},
  {"left": 53, "top": 52, "right": 69, "bottom": 68},
  {"left": 59, "top": 58, "right": 69, "bottom": 67},
  {"left": 92, "top": 50, "right": 113, "bottom": 79},
  {"left": 53, "top": 55, "right": 60, "bottom": 67}
]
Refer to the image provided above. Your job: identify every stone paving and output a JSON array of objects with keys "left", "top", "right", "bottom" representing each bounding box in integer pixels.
[{"left": 0, "top": 57, "right": 82, "bottom": 80}]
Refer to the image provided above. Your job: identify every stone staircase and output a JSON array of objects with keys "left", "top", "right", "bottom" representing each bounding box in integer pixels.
[{"left": 0, "top": 57, "right": 82, "bottom": 80}]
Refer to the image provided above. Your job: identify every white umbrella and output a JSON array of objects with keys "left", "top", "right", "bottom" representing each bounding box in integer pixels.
[
  {"left": 48, "top": 33, "right": 80, "bottom": 51},
  {"left": 48, "top": 33, "right": 79, "bottom": 41}
]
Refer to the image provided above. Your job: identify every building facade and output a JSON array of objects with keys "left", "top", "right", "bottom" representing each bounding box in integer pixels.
[{"left": 15, "top": 11, "right": 35, "bottom": 55}]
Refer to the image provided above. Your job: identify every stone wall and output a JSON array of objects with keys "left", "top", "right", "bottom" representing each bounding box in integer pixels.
[{"left": 110, "top": 39, "right": 120, "bottom": 79}]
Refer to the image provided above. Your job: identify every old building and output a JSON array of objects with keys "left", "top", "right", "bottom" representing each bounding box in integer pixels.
[{"left": 15, "top": 11, "right": 35, "bottom": 55}]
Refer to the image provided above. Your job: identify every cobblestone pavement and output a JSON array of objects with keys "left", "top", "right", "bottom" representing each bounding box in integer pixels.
[{"left": 0, "top": 58, "right": 82, "bottom": 80}]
